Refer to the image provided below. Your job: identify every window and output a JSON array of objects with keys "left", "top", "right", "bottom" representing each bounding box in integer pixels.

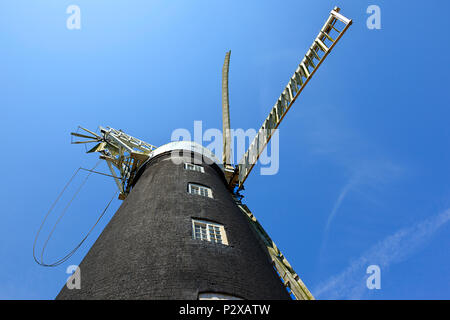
[
  {"left": 188, "top": 183, "right": 213, "bottom": 198},
  {"left": 192, "top": 219, "right": 228, "bottom": 245},
  {"left": 198, "top": 293, "right": 242, "bottom": 300},
  {"left": 184, "top": 163, "right": 204, "bottom": 173}
]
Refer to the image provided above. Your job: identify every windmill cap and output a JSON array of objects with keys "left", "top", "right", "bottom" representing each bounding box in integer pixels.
[{"left": 149, "top": 141, "right": 221, "bottom": 166}]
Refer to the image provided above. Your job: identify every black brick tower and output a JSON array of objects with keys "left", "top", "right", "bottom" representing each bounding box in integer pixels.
[{"left": 56, "top": 142, "right": 290, "bottom": 299}]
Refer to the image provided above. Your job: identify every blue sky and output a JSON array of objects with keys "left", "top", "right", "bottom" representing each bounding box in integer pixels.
[{"left": 1, "top": 0, "right": 449, "bottom": 299}]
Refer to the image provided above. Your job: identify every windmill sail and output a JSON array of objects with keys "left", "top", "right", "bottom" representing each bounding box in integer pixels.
[
  {"left": 231, "top": 7, "right": 352, "bottom": 190},
  {"left": 222, "top": 50, "right": 232, "bottom": 166}
]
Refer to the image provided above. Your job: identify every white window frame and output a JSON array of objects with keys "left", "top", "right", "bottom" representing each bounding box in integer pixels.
[
  {"left": 198, "top": 293, "right": 242, "bottom": 300},
  {"left": 192, "top": 219, "right": 228, "bottom": 245},
  {"left": 188, "top": 183, "right": 213, "bottom": 198},
  {"left": 184, "top": 163, "right": 205, "bottom": 173}
]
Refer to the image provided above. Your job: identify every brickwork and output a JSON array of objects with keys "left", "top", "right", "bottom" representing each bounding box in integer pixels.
[{"left": 56, "top": 150, "right": 290, "bottom": 300}]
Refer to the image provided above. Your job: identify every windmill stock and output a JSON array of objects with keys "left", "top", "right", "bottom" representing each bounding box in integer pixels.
[{"left": 48, "top": 7, "right": 352, "bottom": 300}]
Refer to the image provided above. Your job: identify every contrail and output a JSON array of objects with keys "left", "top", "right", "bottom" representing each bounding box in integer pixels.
[
  {"left": 314, "top": 208, "right": 450, "bottom": 299},
  {"left": 319, "top": 176, "right": 358, "bottom": 263},
  {"left": 325, "top": 177, "right": 357, "bottom": 234}
]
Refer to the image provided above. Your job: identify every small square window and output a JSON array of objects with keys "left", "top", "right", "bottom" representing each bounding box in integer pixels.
[
  {"left": 184, "top": 163, "right": 205, "bottom": 173},
  {"left": 188, "top": 183, "right": 213, "bottom": 198},
  {"left": 192, "top": 219, "right": 228, "bottom": 245},
  {"left": 198, "top": 293, "right": 242, "bottom": 300}
]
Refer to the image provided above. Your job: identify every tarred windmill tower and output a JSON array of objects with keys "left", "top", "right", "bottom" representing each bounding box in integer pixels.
[{"left": 39, "top": 7, "right": 352, "bottom": 300}]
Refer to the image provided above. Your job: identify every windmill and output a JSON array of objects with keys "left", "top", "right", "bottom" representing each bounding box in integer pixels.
[{"left": 54, "top": 7, "right": 352, "bottom": 300}]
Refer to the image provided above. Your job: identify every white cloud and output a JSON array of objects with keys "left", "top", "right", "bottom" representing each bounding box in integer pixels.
[
  {"left": 301, "top": 104, "right": 406, "bottom": 266},
  {"left": 313, "top": 208, "right": 450, "bottom": 299},
  {"left": 319, "top": 159, "right": 404, "bottom": 264}
]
